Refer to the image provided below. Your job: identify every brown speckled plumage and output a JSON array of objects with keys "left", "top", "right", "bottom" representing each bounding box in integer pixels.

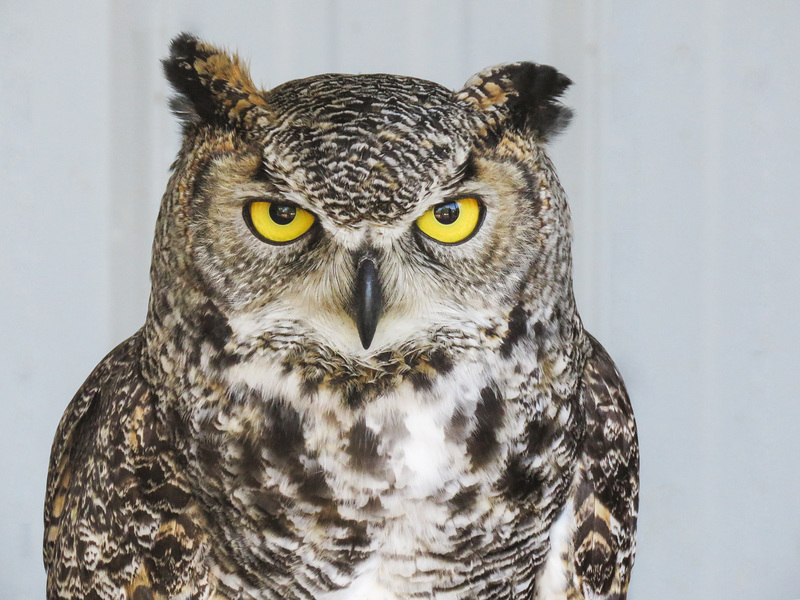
[{"left": 44, "top": 34, "right": 638, "bottom": 600}]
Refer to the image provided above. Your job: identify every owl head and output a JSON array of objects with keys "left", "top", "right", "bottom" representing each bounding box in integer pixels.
[{"left": 148, "top": 34, "right": 577, "bottom": 388}]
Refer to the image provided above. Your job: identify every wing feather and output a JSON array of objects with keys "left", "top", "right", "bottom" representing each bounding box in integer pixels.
[
  {"left": 571, "top": 334, "right": 639, "bottom": 598},
  {"left": 43, "top": 331, "right": 209, "bottom": 599}
]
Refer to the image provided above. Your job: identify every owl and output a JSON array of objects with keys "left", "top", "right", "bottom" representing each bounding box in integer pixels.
[{"left": 43, "top": 34, "right": 638, "bottom": 600}]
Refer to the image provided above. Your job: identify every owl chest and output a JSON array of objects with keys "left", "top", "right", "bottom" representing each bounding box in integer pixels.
[
  {"left": 196, "top": 363, "right": 557, "bottom": 599},
  {"left": 231, "top": 382, "right": 500, "bottom": 520},
  {"left": 206, "top": 395, "right": 522, "bottom": 599}
]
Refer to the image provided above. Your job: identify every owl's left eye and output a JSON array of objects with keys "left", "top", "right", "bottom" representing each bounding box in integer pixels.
[
  {"left": 244, "top": 200, "right": 316, "bottom": 244},
  {"left": 416, "top": 197, "right": 483, "bottom": 244}
]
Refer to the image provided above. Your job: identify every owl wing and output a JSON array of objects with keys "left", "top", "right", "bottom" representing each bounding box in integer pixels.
[
  {"left": 570, "top": 334, "right": 639, "bottom": 598},
  {"left": 43, "top": 332, "right": 209, "bottom": 599}
]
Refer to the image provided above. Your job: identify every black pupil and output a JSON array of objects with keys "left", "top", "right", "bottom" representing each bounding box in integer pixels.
[
  {"left": 270, "top": 204, "right": 296, "bottom": 225},
  {"left": 434, "top": 202, "right": 460, "bottom": 225}
]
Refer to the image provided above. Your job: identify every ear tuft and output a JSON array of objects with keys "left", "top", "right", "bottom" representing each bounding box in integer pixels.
[
  {"left": 162, "top": 33, "right": 269, "bottom": 129},
  {"left": 457, "top": 62, "right": 573, "bottom": 141}
]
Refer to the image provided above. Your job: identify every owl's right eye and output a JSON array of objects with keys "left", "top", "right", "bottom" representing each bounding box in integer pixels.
[{"left": 244, "top": 201, "right": 316, "bottom": 244}]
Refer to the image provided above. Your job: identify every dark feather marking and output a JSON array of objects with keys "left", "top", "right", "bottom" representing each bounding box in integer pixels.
[
  {"left": 146, "top": 484, "right": 191, "bottom": 508},
  {"left": 375, "top": 351, "right": 393, "bottom": 363},
  {"left": 343, "top": 385, "right": 365, "bottom": 409},
  {"left": 409, "top": 371, "right": 433, "bottom": 391},
  {"left": 259, "top": 399, "right": 338, "bottom": 505},
  {"left": 297, "top": 468, "right": 333, "bottom": 503},
  {"left": 500, "top": 303, "right": 529, "bottom": 358},
  {"left": 248, "top": 489, "right": 293, "bottom": 537},
  {"left": 466, "top": 385, "right": 505, "bottom": 468},
  {"left": 519, "top": 165, "right": 544, "bottom": 217},
  {"left": 448, "top": 485, "right": 479, "bottom": 514},
  {"left": 150, "top": 535, "right": 184, "bottom": 564},
  {"left": 104, "top": 552, "right": 131, "bottom": 574},
  {"left": 346, "top": 419, "right": 383, "bottom": 473},
  {"left": 479, "top": 124, "right": 502, "bottom": 149},
  {"left": 197, "top": 300, "right": 232, "bottom": 352},
  {"left": 524, "top": 415, "right": 556, "bottom": 456},
  {"left": 135, "top": 462, "right": 167, "bottom": 488},
  {"left": 300, "top": 375, "right": 322, "bottom": 396},
  {"left": 533, "top": 322, "right": 547, "bottom": 361},
  {"left": 575, "top": 510, "right": 612, "bottom": 543},
  {"left": 132, "top": 588, "right": 155, "bottom": 600},
  {"left": 234, "top": 434, "right": 264, "bottom": 487},
  {"left": 428, "top": 348, "right": 454, "bottom": 374},
  {"left": 501, "top": 455, "right": 546, "bottom": 503},
  {"left": 262, "top": 399, "right": 305, "bottom": 456}
]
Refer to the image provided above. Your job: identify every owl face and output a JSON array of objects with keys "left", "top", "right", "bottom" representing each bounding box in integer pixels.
[{"left": 158, "top": 35, "right": 574, "bottom": 364}]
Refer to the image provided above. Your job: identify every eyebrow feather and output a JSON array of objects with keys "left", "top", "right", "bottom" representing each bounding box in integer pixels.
[{"left": 439, "top": 154, "right": 478, "bottom": 194}]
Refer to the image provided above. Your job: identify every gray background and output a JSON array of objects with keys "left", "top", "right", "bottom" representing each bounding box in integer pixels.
[{"left": 2, "top": 1, "right": 799, "bottom": 598}]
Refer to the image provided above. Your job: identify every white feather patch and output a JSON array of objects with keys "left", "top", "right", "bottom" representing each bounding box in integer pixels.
[{"left": 534, "top": 498, "right": 575, "bottom": 600}]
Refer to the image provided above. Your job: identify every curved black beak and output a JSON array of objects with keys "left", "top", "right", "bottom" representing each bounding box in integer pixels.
[{"left": 354, "top": 257, "right": 382, "bottom": 349}]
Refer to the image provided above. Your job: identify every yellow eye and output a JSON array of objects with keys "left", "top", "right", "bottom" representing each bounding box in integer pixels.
[
  {"left": 245, "top": 201, "right": 315, "bottom": 244},
  {"left": 416, "top": 197, "right": 483, "bottom": 244}
]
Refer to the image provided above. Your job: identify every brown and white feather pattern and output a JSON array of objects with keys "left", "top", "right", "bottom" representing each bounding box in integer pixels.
[{"left": 44, "top": 34, "right": 638, "bottom": 600}]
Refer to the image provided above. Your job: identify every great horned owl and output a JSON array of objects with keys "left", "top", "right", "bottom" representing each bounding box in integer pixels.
[{"left": 44, "top": 34, "right": 638, "bottom": 600}]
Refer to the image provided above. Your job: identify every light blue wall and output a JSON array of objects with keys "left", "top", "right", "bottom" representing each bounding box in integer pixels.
[{"left": 2, "top": 1, "right": 799, "bottom": 598}]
